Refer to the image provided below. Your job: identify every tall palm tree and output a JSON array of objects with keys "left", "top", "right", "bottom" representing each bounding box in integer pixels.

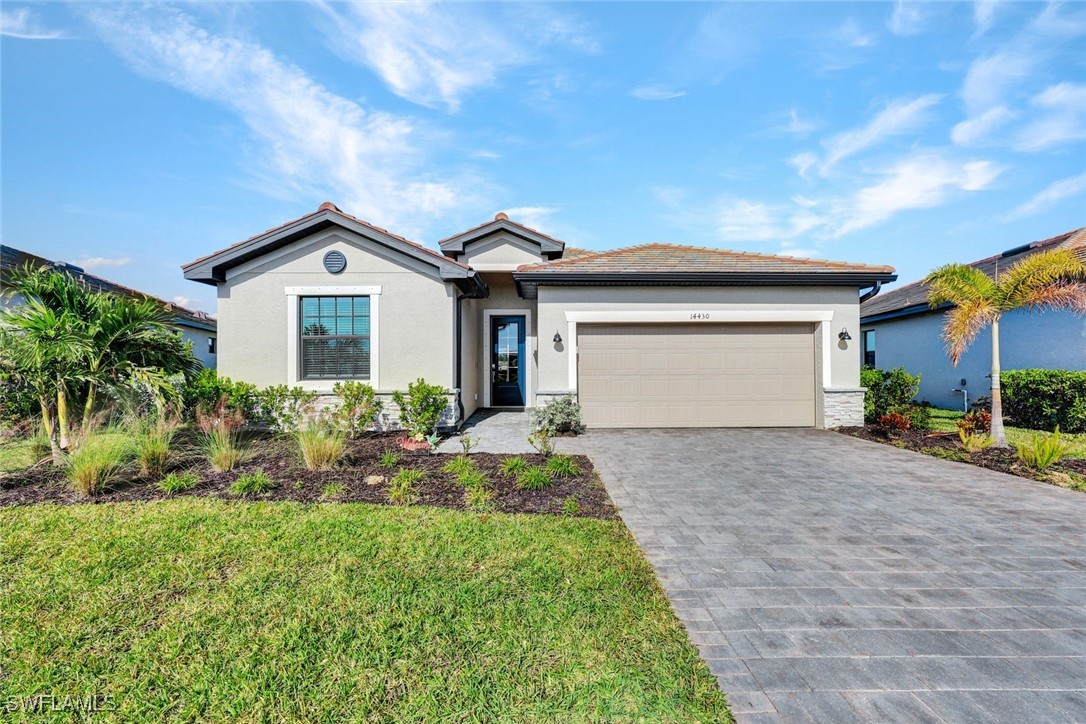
[{"left": 925, "top": 248, "right": 1086, "bottom": 447}]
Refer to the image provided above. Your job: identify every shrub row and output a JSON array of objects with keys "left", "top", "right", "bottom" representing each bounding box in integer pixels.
[{"left": 1001, "top": 369, "right": 1086, "bottom": 434}]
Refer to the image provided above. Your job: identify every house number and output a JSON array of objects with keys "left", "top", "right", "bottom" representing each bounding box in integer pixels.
[{"left": 690, "top": 312, "right": 711, "bottom": 320}]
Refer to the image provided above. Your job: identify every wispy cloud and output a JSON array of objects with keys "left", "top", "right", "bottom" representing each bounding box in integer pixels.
[
  {"left": 629, "top": 86, "right": 686, "bottom": 101},
  {"left": 717, "top": 199, "right": 827, "bottom": 242},
  {"left": 951, "top": 105, "right": 1015, "bottom": 146},
  {"left": 74, "top": 256, "right": 133, "bottom": 270},
  {"left": 1003, "top": 172, "right": 1086, "bottom": 221},
  {"left": 888, "top": 0, "right": 928, "bottom": 36},
  {"left": 788, "top": 152, "right": 818, "bottom": 180},
  {"left": 819, "top": 94, "right": 943, "bottom": 172},
  {"left": 1, "top": 7, "right": 66, "bottom": 39},
  {"left": 84, "top": 4, "right": 465, "bottom": 235},
  {"left": 973, "top": 0, "right": 998, "bottom": 36},
  {"left": 171, "top": 295, "right": 195, "bottom": 308},
  {"left": 766, "top": 108, "right": 818, "bottom": 138},
  {"left": 316, "top": 2, "right": 596, "bottom": 112},
  {"left": 960, "top": 50, "right": 1034, "bottom": 113},
  {"left": 499, "top": 206, "right": 559, "bottom": 233},
  {"left": 1014, "top": 82, "right": 1086, "bottom": 151},
  {"left": 834, "top": 153, "right": 1002, "bottom": 236},
  {"left": 835, "top": 18, "right": 874, "bottom": 48}
]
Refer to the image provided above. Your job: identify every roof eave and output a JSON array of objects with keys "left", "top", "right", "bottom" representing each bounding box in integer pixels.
[
  {"left": 438, "top": 220, "right": 565, "bottom": 256},
  {"left": 861, "top": 302, "right": 949, "bottom": 324}
]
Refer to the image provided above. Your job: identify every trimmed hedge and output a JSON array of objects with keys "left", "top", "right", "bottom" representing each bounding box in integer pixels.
[
  {"left": 1001, "top": 369, "right": 1086, "bottom": 433},
  {"left": 861, "top": 366, "right": 921, "bottom": 422}
]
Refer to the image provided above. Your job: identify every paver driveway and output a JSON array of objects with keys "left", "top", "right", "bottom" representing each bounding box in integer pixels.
[{"left": 565, "top": 429, "right": 1086, "bottom": 723}]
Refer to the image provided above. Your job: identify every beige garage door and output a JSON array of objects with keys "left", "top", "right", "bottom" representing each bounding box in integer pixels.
[{"left": 577, "top": 323, "right": 816, "bottom": 428}]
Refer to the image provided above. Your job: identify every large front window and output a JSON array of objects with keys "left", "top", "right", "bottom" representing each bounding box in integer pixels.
[{"left": 300, "top": 296, "right": 370, "bottom": 380}]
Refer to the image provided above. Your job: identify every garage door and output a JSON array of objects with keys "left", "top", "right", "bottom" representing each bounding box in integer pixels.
[{"left": 577, "top": 323, "right": 816, "bottom": 428}]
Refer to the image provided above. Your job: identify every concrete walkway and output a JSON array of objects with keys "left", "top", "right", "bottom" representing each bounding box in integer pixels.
[
  {"left": 563, "top": 428, "right": 1086, "bottom": 723},
  {"left": 437, "top": 409, "right": 534, "bottom": 453}
]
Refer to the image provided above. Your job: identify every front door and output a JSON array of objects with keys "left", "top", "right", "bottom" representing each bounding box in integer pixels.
[{"left": 490, "top": 315, "right": 526, "bottom": 407}]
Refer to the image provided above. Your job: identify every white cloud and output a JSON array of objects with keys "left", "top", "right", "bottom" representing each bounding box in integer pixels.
[
  {"left": 0, "top": 7, "right": 65, "bottom": 39},
  {"left": 819, "top": 94, "right": 943, "bottom": 172},
  {"left": 74, "top": 256, "right": 132, "bottom": 270},
  {"left": 951, "top": 104, "right": 1015, "bottom": 146},
  {"left": 470, "top": 150, "right": 501, "bottom": 160},
  {"left": 316, "top": 2, "right": 596, "bottom": 112},
  {"left": 888, "top": 0, "right": 928, "bottom": 36},
  {"left": 630, "top": 86, "right": 686, "bottom": 101},
  {"left": 84, "top": 4, "right": 463, "bottom": 234},
  {"left": 960, "top": 50, "right": 1035, "bottom": 113},
  {"left": 835, "top": 18, "right": 874, "bottom": 48},
  {"left": 973, "top": 0, "right": 998, "bottom": 36},
  {"left": 171, "top": 295, "right": 194, "bottom": 308},
  {"left": 1004, "top": 173, "right": 1086, "bottom": 221},
  {"left": 788, "top": 152, "right": 819, "bottom": 180},
  {"left": 499, "top": 206, "right": 559, "bottom": 233},
  {"left": 1014, "top": 82, "right": 1086, "bottom": 151},
  {"left": 716, "top": 199, "right": 827, "bottom": 242},
  {"left": 834, "top": 154, "right": 1003, "bottom": 236},
  {"left": 783, "top": 108, "right": 817, "bottom": 137}
]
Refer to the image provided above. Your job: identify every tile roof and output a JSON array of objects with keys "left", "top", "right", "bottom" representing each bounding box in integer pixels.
[
  {"left": 2, "top": 245, "right": 216, "bottom": 328},
  {"left": 861, "top": 227, "right": 1086, "bottom": 320},
  {"left": 515, "top": 243, "right": 896, "bottom": 275}
]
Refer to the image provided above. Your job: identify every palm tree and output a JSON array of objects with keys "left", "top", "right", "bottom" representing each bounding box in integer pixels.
[{"left": 925, "top": 248, "right": 1086, "bottom": 447}]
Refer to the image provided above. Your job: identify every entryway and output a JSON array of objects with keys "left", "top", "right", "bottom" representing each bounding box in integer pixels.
[{"left": 489, "top": 314, "right": 526, "bottom": 407}]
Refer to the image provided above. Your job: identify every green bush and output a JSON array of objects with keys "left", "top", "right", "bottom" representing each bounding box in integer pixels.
[
  {"left": 183, "top": 369, "right": 259, "bottom": 422},
  {"left": 1016, "top": 428, "right": 1074, "bottom": 471},
  {"left": 516, "top": 466, "right": 553, "bottom": 491},
  {"left": 295, "top": 424, "right": 346, "bottom": 471},
  {"left": 545, "top": 454, "right": 581, "bottom": 478},
  {"left": 66, "top": 433, "right": 133, "bottom": 497},
  {"left": 157, "top": 471, "right": 200, "bottom": 494},
  {"left": 457, "top": 470, "right": 488, "bottom": 490},
  {"left": 500, "top": 456, "right": 529, "bottom": 477},
  {"left": 389, "top": 468, "right": 424, "bottom": 505},
  {"left": 254, "top": 385, "right": 318, "bottom": 433},
  {"left": 331, "top": 381, "right": 382, "bottom": 438},
  {"left": 379, "top": 449, "right": 400, "bottom": 468},
  {"left": 0, "top": 357, "right": 39, "bottom": 433},
  {"left": 442, "top": 455, "right": 476, "bottom": 477},
  {"left": 1001, "top": 369, "right": 1086, "bottom": 433},
  {"left": 531, "top": 395, "right": 585, "bottom": 434},
  {"left": 861, "top": 366, "right": 921, "bottom": 422},
  {"left": 229, "top": 469, "right": 276, "bottom": 495},
  {"left": 392, "top": 379, "right": 448, "bottom": 440},
  {"left": 889, "top": 402, "right": 932, "bottom": 431},
  {"left": 464, "top": 484, "right": 494, "bottom": 512},
  {"left": 134, "top": 417, "right": 177, "bottom": 478}
]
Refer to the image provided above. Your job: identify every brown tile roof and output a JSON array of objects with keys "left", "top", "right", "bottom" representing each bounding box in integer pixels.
[
  {"left": 437, "top": 212, "right": 568, "bottom": 249},
  {"left": 861, "top": 227, "right": 1086, "bottom": 320},
  {"left": 515, "top": 243, "right": 896, "bottom": 275},
  {"left": 560, "top": 246, "right": 598, "bottom": 260},
  {"left": 2, "top": 245, "right": 215, "bottom": 328},
  {"left": 184, "top": 202, "right": 469, "bottom": 271}
]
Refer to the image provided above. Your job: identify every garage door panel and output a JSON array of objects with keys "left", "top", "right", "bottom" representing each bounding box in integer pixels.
[{"left": 578, "top": 323, "right": 815, "bottom": 428}]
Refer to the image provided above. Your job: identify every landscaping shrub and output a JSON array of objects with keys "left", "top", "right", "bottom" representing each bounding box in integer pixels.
[
  {"left": 135, "top": 417, "right": 177, "bottom": 478},
  {"left": 958, "top": 429, "right": 994, "bottom": 453},
  {"left": 861, "top": 366, "right": 921, "bottom": 422},
  {"left": 157, "top": 471, "right": 200, "bottom": 494},
  {"left": 388, "top": 468, "right": 424, "bottom": 505},
  {"left": 379, "top": 449, "right": 400, "bottom": 468},
  {"left": 500, "top": 456, "right": 529, "bottom": 477},
  {"left": 1016, "top": 428, "right": 1074, "bottom": 471},
  {"left": 392, "top": 379, "right": 448, "bottom": 440},
  {"left": 532, "top": 395, "right": 585, "bottom": 434},
  {"left": 545, "top": 453, "right": 581, "bottom": 478},
  {"left": 199, "top": 398, "right": 245, "bottom": 473},
  {"left": 229, "top": 469, "right": 276, "bottom": 495},
  {"left": 295, "top": 423, "right": 346, "bottom": 471},
  {"left": 1001, "top": 369, "right": 1086, "bottom": 433},
  {"left": 183, "top": 369, "right": 259, "bottom": 421},
  {"left": 458, "top": 432, "right": 479, "bottom": 455},
  {"left": 0, "top": 358, "right": 39, "bottom": 434},
  {"left": 527, "top": 429, "right": 555, "bottom": 457},
  {"left": 254, "top": 385, "right": 318, "bottom": 433},
  {"left": 457, "top": 470, "right": 488, "bottom": 490},
  {"left": 320, "top": 482, "right": 346, "bottom": 500},
  {"left": 442, "top": 455, "right": 476, "bottom": 477},
  {"left": 464, "top": 484, "right": 494, "bottom": 512},
  {"left": 562, "top": 496, "right": 580, "bottom": 515},
  {"left": 66, "top": 432, "right": 133, "bottom": 496},
  {"left": 331, "top": 381, "right": 382, "bottom": 437},
  {"left": 957, "top": 409, "right": 992, "bottom": 436},
  {"left": 517, "top": 466, "right": 553, "bottom": 491},
  {"left": 876, "top": 411, "right": 911, "bottom": 436},
  {"left": 896, "top": 402, "right": 932, "bottom": 431}
]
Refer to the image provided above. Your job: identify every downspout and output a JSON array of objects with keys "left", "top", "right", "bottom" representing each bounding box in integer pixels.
[
  {"left": 859, "top": 280, "right": 882, "bottom": 303},
  {"left": 454, "top": 291, "right": 467, "bottom": 428}
]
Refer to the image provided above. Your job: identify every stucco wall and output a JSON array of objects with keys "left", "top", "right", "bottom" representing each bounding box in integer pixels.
[
  {"left": 458, "top": 232, "right": 545, "bottom": 269},
  {"left": 535, "top": 285, "right": 863, "bottom": 392},
  {"left": 863, "top": 308, "right": 1086, "bottom": 411},
  {"left": 217, "top": 228, "right": 456, "bottom": 391},
  {"left": 181, "top": 327, "right": 217, "bottom": 370}
]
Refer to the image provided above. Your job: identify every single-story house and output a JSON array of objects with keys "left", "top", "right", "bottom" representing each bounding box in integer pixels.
[
  {"left": 860, "top": 228, "right": 1086, "bottom": 411},
  {"left": 1, "top": 244, "right": 218, "bottom": 369},
  {"left": 182, "top": 203, "right": 897, "bottom": 429}
]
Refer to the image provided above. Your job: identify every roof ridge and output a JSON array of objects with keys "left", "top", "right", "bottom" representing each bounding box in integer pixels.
[{"left": 436, "top": 213, "right": 568, "bottom": 247}]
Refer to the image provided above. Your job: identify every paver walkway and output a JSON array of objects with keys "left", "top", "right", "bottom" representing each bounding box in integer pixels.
[
  {"left": 564, "top": 428, "right": 1086, "bottom": 723},
  {"left": 436, "top": 409, "right": 534, "bottom": 453}
]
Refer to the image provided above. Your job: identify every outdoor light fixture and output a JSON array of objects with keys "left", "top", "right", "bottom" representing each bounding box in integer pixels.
[
  {"left": 553, "top": 332, "right": 563, "bottom": 344},
  {"left": 838, "top": 328, "right": 852, "bottom": 341}
]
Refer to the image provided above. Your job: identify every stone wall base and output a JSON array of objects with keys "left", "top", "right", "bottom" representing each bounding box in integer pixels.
[
  {"left": 822, "top": 388, "right": 865, "bottom": 428},
  {"left": 310, "top": 391, "right": 460, "bottom": 432}
]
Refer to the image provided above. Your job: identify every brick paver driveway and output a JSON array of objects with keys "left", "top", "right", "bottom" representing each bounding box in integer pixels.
[{"left": 566, "top": 429, "right": 1086, "bottom": 723}]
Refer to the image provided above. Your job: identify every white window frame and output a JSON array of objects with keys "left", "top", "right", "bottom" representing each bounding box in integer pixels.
[
  {"left": 286, "top": 285, "right": 382, "bottom": 392},
  {"left": 483, "top": 308, "right": 533, "bottom": 408},
  {"left": 563, "top": 309, "right": 834, "bottom": 391}
]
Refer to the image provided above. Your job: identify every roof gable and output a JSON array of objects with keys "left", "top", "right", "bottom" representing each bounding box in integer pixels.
[
  {"left": 861, "top": 227, "right": 1086, "bottom": 322},
  {"left": 438, "top": 213, "right": 565, "bottom": 258}
]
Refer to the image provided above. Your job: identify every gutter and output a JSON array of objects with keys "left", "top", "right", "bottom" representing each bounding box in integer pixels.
[{"left": 858, "top": 280, "right": 882, "bottom": 303}]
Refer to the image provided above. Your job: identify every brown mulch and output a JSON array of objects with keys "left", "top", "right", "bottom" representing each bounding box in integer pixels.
[
  {"left": 0, "top": 434, "right": 616, "bottom": 518},
  {"left": 838, "top": 426, "right": 1086, "bottom": 490}
]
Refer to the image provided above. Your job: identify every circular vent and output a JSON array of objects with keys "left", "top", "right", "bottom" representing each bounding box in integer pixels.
[{"left": 323, "top": 250, "right": 347, "bottom": 274}]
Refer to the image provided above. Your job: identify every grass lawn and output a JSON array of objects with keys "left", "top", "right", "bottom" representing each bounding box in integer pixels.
[
  {"left": 0, "top": 438, "right": 35, "bottom": 471},
  {"left": 0, "top": 499, "right": 730, "bottom": 721},
  {"left": 927, "top": 408, "right": 1086, "bottom": 459}
]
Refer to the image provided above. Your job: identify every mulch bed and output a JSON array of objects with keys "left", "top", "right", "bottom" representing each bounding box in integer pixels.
[
  {"left": 0, "top": 434, "right": 616, "bottom": 518},
  {"left": 839, "top": 426, "right": 1086, "bottom": 490}
]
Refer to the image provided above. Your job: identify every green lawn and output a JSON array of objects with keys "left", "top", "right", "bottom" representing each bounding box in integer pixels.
[
  {"left": 0, "top": 499, "right": 730, "bottom": 722},
  {"left": 928, "top": 408, "right": 1086, "bottom": 458},
  {"left": 0, "top": 438, "right": 36, "bottom": 471}
]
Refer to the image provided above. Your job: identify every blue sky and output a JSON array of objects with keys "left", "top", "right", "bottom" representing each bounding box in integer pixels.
[{"left": 2, "top": 1, "right": 1084, "bottom": 314}]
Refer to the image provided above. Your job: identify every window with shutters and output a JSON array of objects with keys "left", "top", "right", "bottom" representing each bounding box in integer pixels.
[{"left": 299, "top": 296, "right": 370, "bottom": 380}]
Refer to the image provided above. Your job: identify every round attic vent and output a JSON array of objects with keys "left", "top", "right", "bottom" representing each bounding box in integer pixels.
[{"left": 323, "top": 250, "right": 347, "bottom": 274}]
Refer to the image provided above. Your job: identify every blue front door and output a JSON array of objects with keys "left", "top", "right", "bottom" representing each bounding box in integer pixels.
[{"left": 491, "top": 316, "right": 526, "bottom": 406}]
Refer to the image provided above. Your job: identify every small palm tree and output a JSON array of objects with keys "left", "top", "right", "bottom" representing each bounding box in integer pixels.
[{"left": 925, "top": 248, "right": 1086, "bottom": 447}]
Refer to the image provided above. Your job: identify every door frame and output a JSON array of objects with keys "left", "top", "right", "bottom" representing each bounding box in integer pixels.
[{"left": 483, "top": 308, "right": 532, "bottom": 408}]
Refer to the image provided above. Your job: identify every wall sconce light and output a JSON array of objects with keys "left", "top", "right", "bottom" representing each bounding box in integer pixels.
[
  {"left": 838, "top": 328, "right": 852, "bottom": 341},
  {"left": 553, "top": 332, "right": 563, "bottom": 344}
]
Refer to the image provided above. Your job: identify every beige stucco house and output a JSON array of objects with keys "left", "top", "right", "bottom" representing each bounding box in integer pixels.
[{"left": 182, "top": 203, "right": 896, "bottom": 429}]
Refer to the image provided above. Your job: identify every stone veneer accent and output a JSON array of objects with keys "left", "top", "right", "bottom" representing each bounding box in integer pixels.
[
  {"left": 311, "top": 391, "right": 460, "bottom": 431},
  {"left": 822, "top": 388, "right": 865, "bottom": 428},
  {"left": 533, "top": 390, "right": 576, "bottom": 409}
]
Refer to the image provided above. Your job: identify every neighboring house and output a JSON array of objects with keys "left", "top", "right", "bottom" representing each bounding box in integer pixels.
[
  {"left": 860, "top": 228, "right": 1086, "bottom": 411},
  {"left": 182, "top": 202, "right": 896, "bottom": 429},
  {"left": 1, "top": 245, "right": 218, "bottom": 369}
]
